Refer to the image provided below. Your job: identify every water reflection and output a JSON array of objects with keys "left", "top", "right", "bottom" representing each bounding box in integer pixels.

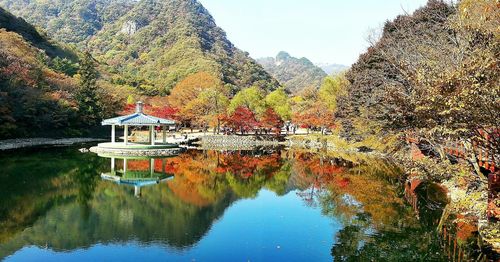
[
  {"left": 0, "top": 147, "right": 453, "bottom": 260},
  {"left": 100, "top": 156, "right": 174, "bottom": 197}
]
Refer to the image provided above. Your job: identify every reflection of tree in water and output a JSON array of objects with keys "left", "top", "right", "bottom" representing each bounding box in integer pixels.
[
  {"left": 0, "top": 148, "right": 295, "bottom": 257},
  {"left": 331, "top": 223, "right": 447, "bottom": 261},
  {"left": 0, "top": 147, "right": 107, "bottom": 245},
  {"left": 72, "top": 153, "right": 107, "bottom": 220},
  {"left": 287, "top": 151, "right": 448, "bottom": 261},
  {"left": 0, "top": 148, "right": 450, "bottom": 260}
]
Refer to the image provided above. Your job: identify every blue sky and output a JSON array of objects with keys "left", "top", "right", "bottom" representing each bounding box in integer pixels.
[{"left": 198, "top": 0, "right": 429, "bottom": 66}]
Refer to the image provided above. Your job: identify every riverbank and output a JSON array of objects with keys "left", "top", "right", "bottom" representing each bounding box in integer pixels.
[{"left": 0, "top": 138, "right": 106, "bottom": 151}]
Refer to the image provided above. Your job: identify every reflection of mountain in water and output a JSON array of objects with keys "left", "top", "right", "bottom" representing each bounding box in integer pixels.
[
  {"left": 0, "top": 149, "right": 292, "bottom": 257},
  {"left": 0, "top": 147, "right": 451, "bottom": 260},
  {"left": 0, "top": 181, "right": 236, "bottom": 256}
]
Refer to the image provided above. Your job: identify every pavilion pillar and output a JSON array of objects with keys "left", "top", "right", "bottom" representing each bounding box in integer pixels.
[
  {"left": 111, "top": 157, "right": 115, "bottom": 175},
  {"left": 162, "top": 125, "right": 167, "bottom": 144},
  {"left": 124, "top": 125, "right": 129, "bottom": 145},
  {"left": 150, "top": 126, "right": 155, "bottom": 145},
  {"left": 123, "top": 158, "right": 128, "bottom": 175},
  {"left": 111, "top": 125, "right": 116, "bottom": 143},
  {"left": 134, "top": 186, "right": 141, "bottom": 198},
  {"left": 150, "top": 158, "right": 154, "bottom": 176}
]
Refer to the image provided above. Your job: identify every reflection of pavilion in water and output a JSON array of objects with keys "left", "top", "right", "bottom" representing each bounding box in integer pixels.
[{"left": 101, "top": 156, "right": 174, "bottom": 197}]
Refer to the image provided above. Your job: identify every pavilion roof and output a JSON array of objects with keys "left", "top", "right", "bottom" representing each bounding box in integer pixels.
[
  {"left": 101, "top": 102, "right": 175, "bottom": 126},
  {"left": 102, "top": 113, "right": 175, "bottom": 126}
]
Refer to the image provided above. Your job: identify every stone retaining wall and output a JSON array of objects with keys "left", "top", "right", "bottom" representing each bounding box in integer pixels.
[
  {"left": 89, "top": 146, "right": 183, "bottom": 157},
  {"left": 200, "top": 135, "right": 281, "bottom": 147}
]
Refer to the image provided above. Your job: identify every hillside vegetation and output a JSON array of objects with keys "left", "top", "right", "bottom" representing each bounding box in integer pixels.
[
  {"left": 0, "top": 8, "right": 120, "bottom": 139},
  {"left": 0, "top": 0, "right": 279, "bottom": 95}
]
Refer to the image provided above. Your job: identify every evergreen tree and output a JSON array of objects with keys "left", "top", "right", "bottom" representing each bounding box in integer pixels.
[{"left": 76, "top": 51, "right": 102, "bottom": 126}]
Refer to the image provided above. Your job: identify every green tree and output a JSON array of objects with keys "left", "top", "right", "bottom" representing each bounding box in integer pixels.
[
  {"left": 198, "top": 84, "right": 230, "bottom": 134},
  {"left": 265, "top": 88, "right": 292, "bottom": 120},
  {"left": 76, "top": 51, "right": 102, "bottom": 126},
  {"left": 318, "top": 74, "right": 348, "bottom": 112},
  {"left": 51, "top": 57, "right": 79, "bottom": 76},
  {"left": 228, "top": 86, "right": 266, "bottom": 116}
]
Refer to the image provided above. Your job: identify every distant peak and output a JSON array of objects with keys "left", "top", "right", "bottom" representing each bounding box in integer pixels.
[{"left": 276, "top": 51, "right": 291, "bottom": 60}]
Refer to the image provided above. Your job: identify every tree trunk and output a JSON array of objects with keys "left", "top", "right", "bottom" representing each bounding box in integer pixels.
[
  {"left": 464, "top": 140, "right": 485, "bottom": 179},
  {"left": 216, "top": 118, "right": 220, "bottom": 135}
]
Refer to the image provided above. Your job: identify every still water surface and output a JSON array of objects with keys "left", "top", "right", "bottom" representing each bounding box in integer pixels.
[{"left": 0, "top": 146, "right": 449, "bottom": 261}]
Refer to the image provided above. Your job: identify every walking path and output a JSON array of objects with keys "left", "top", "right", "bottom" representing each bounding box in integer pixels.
[{"left": 0, "top": 138, "right": 106, "bottom": 151}]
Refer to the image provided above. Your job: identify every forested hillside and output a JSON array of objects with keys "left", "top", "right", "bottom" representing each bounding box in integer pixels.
[
  {"left": 0, "top": 8, "right": 120, "bottom": 139},
  {"left": 0, "top": 0, "right": 279, "bottom": 95},
  {"left": 257, "top": 52, "right": 327, "bottom": 93},
  {"left": 0, "top": 7, "right": 76, "bottom": 60},
  {"left": 338, "top": 0, "right": 498, "bottom": 147},
  {"left": 0, "top": 0, "right": 134, "bottom": 45}
]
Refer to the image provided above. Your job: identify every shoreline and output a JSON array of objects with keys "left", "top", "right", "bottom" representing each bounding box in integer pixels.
[{"left": 0, "top": 138, "right": 107, "bottom": 151}]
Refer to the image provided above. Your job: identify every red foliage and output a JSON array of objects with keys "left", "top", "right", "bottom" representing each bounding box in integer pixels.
[
  {"left": 120, "top": 103, "right": 178, "bottom": 121},
  {"left": 223, "top": 106, "right": 258, "bottom": 133},
  {"left": 121, "top": 103, "right": 153, "bottom": 115},
  {"left": 150, "top": 106, "right": 179, "bottom": 120},
  {"left": 337, "top": 177, "right": 350, "bottom": 188},
  {"left": 260, "top": 107, "right": 284, "bottom": 134}
]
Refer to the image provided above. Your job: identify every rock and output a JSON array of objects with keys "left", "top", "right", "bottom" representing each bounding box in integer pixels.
[
  {"left": 357, "top": 146, "right": 373, "bottom": 153},
  {"left": 120, "top": 20, "right": 138, "bottom": 35}
]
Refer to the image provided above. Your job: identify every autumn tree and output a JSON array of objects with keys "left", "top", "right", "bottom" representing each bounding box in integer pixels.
[
  {"left": 259, "top": 107, "right": 284, "bottom": 135},
  {"left": 197, "top": 84, "right": 230, "bottom": 134},
  {"left": 223, "top": 106, "right": 258, "bottom": 134},
  {"left": 295, "top": 102, "right": 336, "bottom": 134},
  {"left": 290, "top": 83, "right": 337, "bottom": 134},
  {"left": 168, "top": 72, "right": 227, "bottom": 129},
  {"left": 151, "top": 106, "right": 179, "bottom": 120}
]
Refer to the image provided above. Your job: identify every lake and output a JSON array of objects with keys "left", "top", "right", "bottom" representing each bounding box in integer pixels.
[{"left": 0, "top": 146, "right": 450, "bottom": 261}]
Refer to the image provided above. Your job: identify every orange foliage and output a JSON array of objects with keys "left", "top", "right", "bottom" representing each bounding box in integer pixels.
[
  {"left": 289, "top": 152, "right": 406, "bottom": 228},
  {"left": 168, "top": 72, "right": 220, "bottom": 109},
  {"left": 455, "top": 214, "right": 477, "bottom": 242},
  {"left": 293, "top": 102, "right": 335, "bottom": 129},
  {"left": 165, "top": 151, "right": 221, "bottom": 206}
]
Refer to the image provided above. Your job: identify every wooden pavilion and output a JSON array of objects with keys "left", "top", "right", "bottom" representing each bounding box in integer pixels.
[{"left": 101, "top": 101, "right": 176, "bottom": 147}]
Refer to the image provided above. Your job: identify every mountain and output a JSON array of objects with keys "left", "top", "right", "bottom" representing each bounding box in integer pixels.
[
  {"left": 316, "top": 63, "right": 349, "bottom": 75},
  {"left": 257, "top": 51, "right": 327, "bottom": 94},
  {"left": 0, "top": 0, "right": 279, "bottom": 95}
]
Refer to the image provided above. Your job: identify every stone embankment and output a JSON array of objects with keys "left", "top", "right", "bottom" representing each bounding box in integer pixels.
[
  {"left": 0, "top": 138, "right": 106, "bottom": 151},
  {"left": 89, "top": 146, "right": 183, "bottom": 157},
  {"left": 199, "top": 135, "right": 281, "bottom": 149}
]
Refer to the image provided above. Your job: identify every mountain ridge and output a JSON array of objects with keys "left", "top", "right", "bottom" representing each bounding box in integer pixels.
[{"left": 257, "top": 51, "right": 327, "bottom": 93}]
